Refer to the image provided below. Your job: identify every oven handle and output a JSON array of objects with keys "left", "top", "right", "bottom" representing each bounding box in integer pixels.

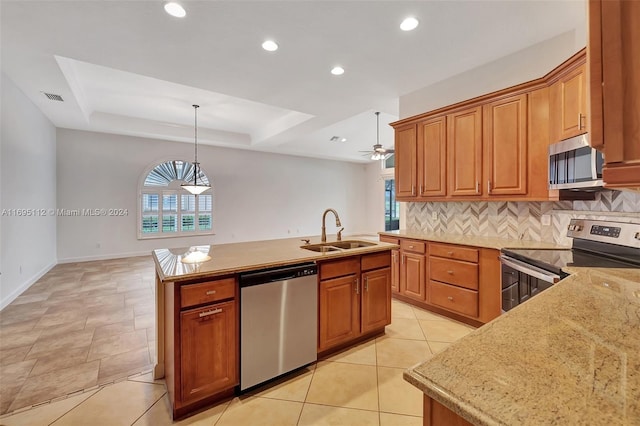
[{"left": 499, "top": 255, "right": 561, "bottom": 284}]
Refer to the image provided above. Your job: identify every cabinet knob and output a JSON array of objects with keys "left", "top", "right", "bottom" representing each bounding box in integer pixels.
[
  {"left": 205, "top": 290, "right": 216, "bottom": 295},
  {"left": 447, "top": 296, "right": 454, "bottom": 301},
  {"left": 447, "top": 270, "right": 454, "bottom": 275}
]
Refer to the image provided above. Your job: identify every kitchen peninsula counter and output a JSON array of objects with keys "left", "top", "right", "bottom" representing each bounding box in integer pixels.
[{"left": 404, "top": 265, "right": 640, "bottom": 425}]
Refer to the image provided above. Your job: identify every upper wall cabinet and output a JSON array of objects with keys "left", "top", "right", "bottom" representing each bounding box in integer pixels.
[
  {"left": 588, "top": 0, "right": 640, "bottom": 190},
  {"left": 395, "top": 123, "right": 418, "bottom": 198},
  {"left": 448, "top": 107, "right": 483, "bottom": 197},
  {"left": 550, "top": 64, "right": 587, "bottom": 143},
  {"left": 483, "top": 94, "right": 528, "bottom": 196},
  {"left": 417, "top": 116, "right": 447, "bottom": 197}
]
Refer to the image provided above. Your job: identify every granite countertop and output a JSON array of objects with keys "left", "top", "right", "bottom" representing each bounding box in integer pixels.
[
  {"left": 379, "top": 230, "right": 569, "bottom": 250},
  {"left": 152, "top": 235, "right": 397, "bottom": 282},
  {"left": 404, "top": 266, "right": 640, "bottom": 425}
]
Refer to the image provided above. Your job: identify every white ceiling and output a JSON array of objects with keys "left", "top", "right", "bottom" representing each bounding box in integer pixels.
[{"left": 1, "top": 0, "right": 586, "bottom": 163}]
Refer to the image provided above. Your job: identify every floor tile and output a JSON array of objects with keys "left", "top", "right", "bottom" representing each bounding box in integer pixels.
[
  {"left": 97, "top": 347, "right": 152, "bottom": 384},
  {"left": 249, "top": 365, "right": 315, "bottom": 402},
  {"left": 216, "top": 396, "right": 302, "bottom": 426},
  {"left": 8, "top": 361, "right": 99, "bottom": 413},
  {"left": 0, "top": 346, "right": 30, "bottom": 366},
  {"left": 377, "top": 366, "right": 423, "bottom": 416},
  {"left": 127, "top": 372, "right": 164, "bottom": 385},
  {"left": 87, "top": 330, "right": 148, "bottom": 362},
  {"left": 33, "top": 310, "right": 89, "bottom": 329},
  {"left": 306, "top": 361, "right": 378, "bottom": 411},
  {"left": 134, "top": 314, "right": 154, "bottom": 330},
  {"left": 52, "top": 380, "right": 165, "bottom": 426},
  {"left": 324, "top": 338, "right": 376, "bottom": 366},
  {"left": 33, "top": 319, "right": 88, "bottom": 339},
  {"left": 0, "top": 328, "right": 43, "bottom": 351},
  {"left": 132, "top": 393, "right": 228, "bottom": 426},
  {"left": 391, "top": 300, "right": 416, "bottom": 319},
  {"left": 0, "top": 359, "right": 37, "bottom": 414},
  {"left": 379, "top": 412, "right": 423, "bottom": 426},
  {"left": 427, "top": 341, "right": 452, "bottom": 354},
  {"left": 29, "top": 347, "right": 90, "bottom": 377},
  {"left": 384, "top": 318, "right": 426, "bottom": 340},
  {"left": 11, "top": 293, "right": 52, "bottom": 305},
  {"left": 375, "top": 336, "right": 432, "bottom": 369},
  {"left": 412, "top": 307, "right": 451, "bottom": 321},
  {"left": 0, "top": 319, "right": 38, "bottom": 336},
  {"left": 26, "top": 330, "right": 94, "bottom": 358},
  {"left": 92, "top": 320, "right": 135, "bottom": 340},
  {"left": 85, "top": 307, "right": 135, "bottom": 329},
  {"left": 418, "top": 319, "right": 475, "bottom": 343},
  {"left": 298, "top": 403, "right": 380, "bottom": 426},
  {"left": 0, "top": 390, "right": 98, "bottom": 426}
]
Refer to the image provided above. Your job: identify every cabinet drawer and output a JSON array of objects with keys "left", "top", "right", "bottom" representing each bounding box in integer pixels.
[
  {"left": 429, "top": 257, "right": 478, "bottom": 290},
  {"left": 429, "top": 243, "right": 479, "bottom": 263},
  {"left": 361, "top": 251, "right": 391, "bottom": 271},
  {"left": 379, "top": 235, "right": 399, "bottom": 245},
  {"left": 400, "top": 239, "right": 426, "bottom": 254},
  {"left": 181, "top": 278, "right": 236, "bottom": 309},
  {"left": 319, "top": 257, "right": 360, "bottom": 280},
  {"left": 429, "top": 281, "right": 478, "bottom": 317}
]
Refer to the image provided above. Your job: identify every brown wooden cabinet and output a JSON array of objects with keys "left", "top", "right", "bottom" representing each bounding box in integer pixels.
[
  {"left": 318, "top": 253, "right": 391, "bottom": 353},
  {"left": 588, "top": 0, "right": 640, "bottom": 189},
  {"left": 418, "top": 115, "right": 447, "bottom": 197},
  {"left": 550, "top": 64, "right": 587, "bottom": 142},
  {"left": 448, "top": 107, "right": 483, "bottom": 197},
  {"left": 423, "top": 395, "right": 473, "bottom": 426},
  {"left": 180, "top": 300, "right": 237, "bottom": 404},
  {"left": 399, "top": 240, "right": 427, "bottom": 302},
  {"left": 379, "top": 236, "right": 400, "bottom": 294},
  {"left": 165, "top": 276, "right": 238, "bottom": 419},
  {"left": 483, "top": 94, "right": 528, "bottom": 196},
  {"left": 395, "top": 123, "right": 418, "bottom": 198}
]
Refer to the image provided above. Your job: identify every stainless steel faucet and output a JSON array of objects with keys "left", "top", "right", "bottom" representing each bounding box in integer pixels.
[{"left": 321, "top": 208, "right": 342, "bottom": 242}]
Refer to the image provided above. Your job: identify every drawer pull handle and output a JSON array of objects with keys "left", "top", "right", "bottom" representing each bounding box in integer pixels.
[
  {"left": 365, "top": 277, "right": 369, "bottom": 292},
  {"left": 447, "top": 251, "right": 453, "bottom": 255},
  {"left": 447, "top": 270, "right": 454, "bottom": 275},
  {"left": 409, "top": 245, "right": 414, "bottom": 249},
  {"left": 205, "top": 290, "right": 217, "bottom": 295},
  {"left": 355, "top": 278, "right": 360, "bottom": 295},
  {"left": 447, "top": 296, "right": 454, "bottom": 301},
  {"left": 199, "top": 308, "right": 222, "bottom": 318}
]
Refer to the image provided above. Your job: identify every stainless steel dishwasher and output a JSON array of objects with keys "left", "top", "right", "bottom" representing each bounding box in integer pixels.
[{"left": 239, "top": 262, "right": 318, "bottom": 391}]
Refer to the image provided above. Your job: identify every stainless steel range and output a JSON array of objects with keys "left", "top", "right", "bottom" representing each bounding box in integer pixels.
[{"left": 499, "top": 219, "right": 640, "bottom": 312}]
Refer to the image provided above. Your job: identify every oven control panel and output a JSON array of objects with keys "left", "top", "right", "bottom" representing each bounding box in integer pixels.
[{"left": 568, "top": 219, "right": 640, "bottom": 248}]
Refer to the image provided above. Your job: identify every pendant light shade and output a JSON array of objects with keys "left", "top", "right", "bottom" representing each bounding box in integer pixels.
[{"left": 182, "top": 104, "right": 211, "bottom": 195}]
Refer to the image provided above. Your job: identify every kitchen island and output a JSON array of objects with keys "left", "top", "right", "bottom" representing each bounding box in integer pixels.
[
  {"left": 404, "top": 265, "right": 640, "bottom": 425},
  {"left": 152, "top": 235, "right": 396, "bottom": 418}
]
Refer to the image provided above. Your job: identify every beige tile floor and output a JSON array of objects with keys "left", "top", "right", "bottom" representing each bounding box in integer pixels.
[
  {"left": 0, "top": 257, "right": 157, "bottom": 415},
  {"left": 1, "top": 282, "right": 475, "bottom": 425}
]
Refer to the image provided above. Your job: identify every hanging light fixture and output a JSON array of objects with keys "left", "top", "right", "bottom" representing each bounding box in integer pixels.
[
  {"left": 370, "top": 112, "right": 393, "bottom": 161},
  {"left": 182, "top": 104, "right": 211, "bottom": 195}
]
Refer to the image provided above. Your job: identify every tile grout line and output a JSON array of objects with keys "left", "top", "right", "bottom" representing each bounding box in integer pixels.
[{"left": 295, "top": 361, "right": 318, "bottom": 425}]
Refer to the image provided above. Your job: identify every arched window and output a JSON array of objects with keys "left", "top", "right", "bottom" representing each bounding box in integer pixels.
[{"left": 138, "top": 160, "right": 213, "bottom": 239}]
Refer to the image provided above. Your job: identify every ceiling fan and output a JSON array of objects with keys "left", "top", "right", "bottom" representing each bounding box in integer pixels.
[{"left": 360, "top": 111, "right": 394, "bottom": 160}]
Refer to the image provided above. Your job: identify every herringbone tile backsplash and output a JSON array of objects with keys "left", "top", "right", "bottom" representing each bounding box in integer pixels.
[{"left": 406, "top": 190, "right": 640, "bottom": 245}]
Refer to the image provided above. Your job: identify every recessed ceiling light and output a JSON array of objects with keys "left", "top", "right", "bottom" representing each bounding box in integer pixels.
[
  {"left": 400, "top": 17, "right": 419, "bottom": 31},
  {"left": 262, "top": 40, "right": 279, "bottom": 52},
  {"left": 164, "top": 2, "right": 186, "bottom": 18},
  {"left": 331, "top": 66, "right": 345, "bottom": 76}
]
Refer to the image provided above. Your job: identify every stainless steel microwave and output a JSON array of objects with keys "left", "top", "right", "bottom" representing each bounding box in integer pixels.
[{"left": 548, "top": 134, "right": 604, "bottom": 190}]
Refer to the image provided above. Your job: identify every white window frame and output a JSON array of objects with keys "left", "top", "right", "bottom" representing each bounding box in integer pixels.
[
  {"left": 137, "top": 159, "right": 215, "bottom": 240},
  {"left": 380, "top": 156, "right": 405, "bottom": 230}
]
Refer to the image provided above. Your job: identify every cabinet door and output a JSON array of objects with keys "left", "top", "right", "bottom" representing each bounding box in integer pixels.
[
  {"left": 417, "top": 116, "right": 447, "bottom": 197},
  {"left": 180, "top": 300, "right": 237, "bottom": 404},
  {"left": 559, "top": 65, "right": 587, "bottom": 140},
  {"left": 361, "top": 268, "right": 391, "bottom": 334},
  {"left": 318, "top": 274, "right": 360, "bottom": 351},
  {"left": 448, "top": 107, "right": 483, "bottom": 196},
  {"left": 483, "top": 94, "right": 528, "bottom": 195},
  {"left": 400, "top": 252, "right": 426, "bottom": 301},
  {"left": 395, "top": 123, "right": 418, "bottom": 198},
  {"left": 390, "top": 249, "right": 400, "bottom": 294}
]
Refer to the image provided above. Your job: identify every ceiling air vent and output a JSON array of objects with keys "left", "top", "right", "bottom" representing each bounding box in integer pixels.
[{"left": 42, "top": 92, "right": 64, "bottom": 102}]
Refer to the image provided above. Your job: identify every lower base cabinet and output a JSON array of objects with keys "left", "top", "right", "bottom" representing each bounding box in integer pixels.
[
  {"left": 423, "top": 395, "right": 473, "bottom": 426},
  {"left": 165, "top": 277, "right": 239, "bottom": 419},
  {"left": 318, "top": 252, "right": 392, "bottom": 353}
]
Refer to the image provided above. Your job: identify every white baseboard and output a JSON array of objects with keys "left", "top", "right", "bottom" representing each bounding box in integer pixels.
[
  {"left": 57, "top": 250, "right": 152, "bottom": 264},
  {"left": 0, "top": 261, "right": 57, "bottom": 310}
]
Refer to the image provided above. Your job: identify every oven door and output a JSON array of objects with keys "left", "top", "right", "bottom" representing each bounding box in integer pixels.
[{"left": 500, "top": 255, "right": 560, "bottom": 312}]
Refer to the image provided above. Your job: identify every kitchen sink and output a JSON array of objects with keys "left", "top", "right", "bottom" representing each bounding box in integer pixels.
[{"left": 301, "top": 240, "right": 376, "bottom": 252}]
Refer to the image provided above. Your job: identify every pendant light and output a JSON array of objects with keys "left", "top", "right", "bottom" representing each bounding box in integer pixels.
[{"left": 181, "top": 104, "right": 211, "bottom": 195}]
